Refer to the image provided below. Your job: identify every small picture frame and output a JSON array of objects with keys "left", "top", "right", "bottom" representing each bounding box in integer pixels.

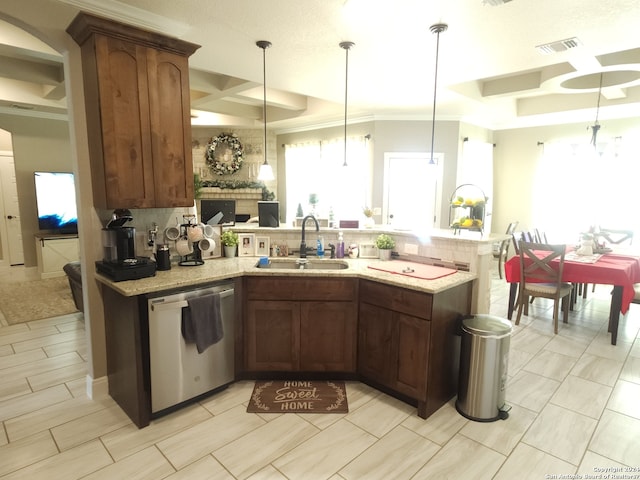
[
  {"left": 255, "top": 236, "right": 270, "bottom": 256},
  {"left": 238, "top": 233, "right": 255, "bottom": 256}
]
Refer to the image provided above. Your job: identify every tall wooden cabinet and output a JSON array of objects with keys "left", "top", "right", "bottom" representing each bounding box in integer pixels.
[{"left": 67, "top": 13, "right": 200, "bottom": 209}]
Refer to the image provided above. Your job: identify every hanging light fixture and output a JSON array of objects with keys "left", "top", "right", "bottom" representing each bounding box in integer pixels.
[
  {"left": 340, "top": 41, "right": 355, "bottom": 167},
  {"left": 429, "top": 23, "right": 447, "bottom": 165},
  {"left": 589, "top": 72, "right": 604, "bottom": 149},
  {"left": 257, "top": 40, "right": 274, "bottom": 181}
]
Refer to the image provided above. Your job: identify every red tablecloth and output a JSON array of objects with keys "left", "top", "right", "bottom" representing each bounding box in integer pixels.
[{"left": 505, "top": 253, "right": 640, "bottom": 314}]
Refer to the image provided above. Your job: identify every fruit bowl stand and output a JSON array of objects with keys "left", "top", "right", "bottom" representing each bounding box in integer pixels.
[{"left": 449, "top": 184, "right": 487, "bottom": 236}]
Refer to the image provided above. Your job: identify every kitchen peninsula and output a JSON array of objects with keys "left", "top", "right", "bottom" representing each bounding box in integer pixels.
[
  {"left": 97, "top": 254, "right": 475, "bottom": 428},
  {"left": 228, "top": 225, "right": 508, "bottom": 315}
]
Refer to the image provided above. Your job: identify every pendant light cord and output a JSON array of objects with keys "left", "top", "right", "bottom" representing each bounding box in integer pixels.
[
  {"left": 340, "top": 42, "right": 355, "bottom": 167},
  {"left": 263, "top": 47, "right": 267, "bottom": 166},
  {"left": 429, "top": 24, "right": 447, "bottom": 165},
  {"left": 257, "top": 41, "right": 272, "bottom": 167},
  {"left": 591, "top": 72, "right": 603, "bottom": 147}
]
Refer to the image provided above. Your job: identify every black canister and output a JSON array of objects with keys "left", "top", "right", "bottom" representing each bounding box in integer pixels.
[{"left": 155, "top": 244, "right": 171, "bottom": 270}]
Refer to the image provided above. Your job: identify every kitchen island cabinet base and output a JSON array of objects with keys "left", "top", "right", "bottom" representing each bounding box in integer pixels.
[{"left": 101, "top": 271, "right": 472, "bottom": 427}]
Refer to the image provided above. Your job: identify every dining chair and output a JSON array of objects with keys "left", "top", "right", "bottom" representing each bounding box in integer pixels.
[
  {"left": 515, "top": 241, "right": 573, "bottom": 334},
  {"left": 511, "top": 230, "right": 534, "bottom": 255},
  {"left": 583, "top": 228, "right": 634, "bottom": 299},
  {"left": 595, "top": 228, "right": 634, "bottom": 246},
  {"left": 534, "top": 228, "right": 548, "bottom": 243},
  {"left": 633, "top": 285, "right": 640, "bottom": 305},
  {"left": 497, "top": 221, "right": 519, "bottom": 279}
]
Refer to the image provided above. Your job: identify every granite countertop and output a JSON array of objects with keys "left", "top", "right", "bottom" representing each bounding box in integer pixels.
[{"left": 96, "top": 256, "right": 476, "bottom": 297}]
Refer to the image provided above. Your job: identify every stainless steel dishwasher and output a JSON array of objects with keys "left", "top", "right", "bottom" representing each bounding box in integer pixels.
[{"left": 147, "top": 281, "right": 235, "bottom": 414}]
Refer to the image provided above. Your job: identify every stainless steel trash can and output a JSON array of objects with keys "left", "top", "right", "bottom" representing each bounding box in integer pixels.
[{"left": 456, "top": 314, "right": 512, "bottom": 422}]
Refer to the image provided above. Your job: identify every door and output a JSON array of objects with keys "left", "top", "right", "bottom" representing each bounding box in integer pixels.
[
  {"left": 358, "top": 302, "right": 394, "bottom": 387},
  {"left": 246, "top": 300, "right": 300, "bottom": 371},
  {"left": 0, "top": 154, "right": 24, "bottom": 266},
  {"left": 383, "top": 152, "right": 443, "bottom": 229},
  {"left": 300, "top": 301, "right": 357, "bottom": 371}
]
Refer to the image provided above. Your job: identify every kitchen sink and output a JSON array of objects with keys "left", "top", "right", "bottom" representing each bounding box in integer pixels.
[{"left": 255, "top": 258, "right": 349, "bottom": 270}]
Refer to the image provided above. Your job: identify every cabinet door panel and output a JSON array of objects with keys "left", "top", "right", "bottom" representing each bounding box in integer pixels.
[
  {"left": 395, "top": 312, "right": 430, "bottom": 400},
  {"left": 300, "top": 302, "right": 357, "bottom": 371},
  {"left": 96, "top": 36, "right": 155, "bottom": 208},
  {"left": 358, "top": 302, "right": 394, "bottom": 386},
  {"left": 246, "top": 301, "right": 299, "bottom": 371},
  {"left": 147, "top": 49, "right": 194, "bottom": 207}
]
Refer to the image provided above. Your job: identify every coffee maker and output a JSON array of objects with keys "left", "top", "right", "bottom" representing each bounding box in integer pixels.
[{"left": 96, "top": 209, "right": 156, "bottom": 281}]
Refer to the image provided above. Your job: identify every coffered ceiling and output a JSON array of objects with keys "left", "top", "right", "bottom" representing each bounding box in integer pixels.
[{"left": 1, "top": 0, "right": 640, "bottom": 131}]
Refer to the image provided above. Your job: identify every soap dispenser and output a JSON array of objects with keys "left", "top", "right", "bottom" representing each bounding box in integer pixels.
[
  {"left": 317, "top": 236, "right": 325, "bottom": 258},
  {"left": 336, "top": 232, "right": 345, "bottom": 258}
]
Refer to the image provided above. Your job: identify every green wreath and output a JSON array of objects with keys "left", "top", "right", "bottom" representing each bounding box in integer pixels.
[{"left": 205, "top": 133, "right": 244, "bottom": 175}]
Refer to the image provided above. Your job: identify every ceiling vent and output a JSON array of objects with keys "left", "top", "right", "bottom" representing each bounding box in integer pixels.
[
  {"left": 535, "top": 37, "right": 582, "bottom": 55},
  {"left": 482, "top": 0, "right": 513, "bottom": 6}
]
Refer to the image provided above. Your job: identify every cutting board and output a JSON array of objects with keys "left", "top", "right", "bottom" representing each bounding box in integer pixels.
[{"left": 368, "top": 261, "right": 457, "bottom": 280}]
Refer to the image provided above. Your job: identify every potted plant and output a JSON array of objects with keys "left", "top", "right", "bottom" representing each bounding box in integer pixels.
[
  {"left": 308, "top": 193, "right": 319, "bottom": 216},
  {"left": 220, "top": 230, "right": 239, "bottom": 258},
  {"left": 362, "top": 206, "right": 374, "bottom": 228},
  {"left": 375, "top": 233, "right": 395, "bottom": 261}
]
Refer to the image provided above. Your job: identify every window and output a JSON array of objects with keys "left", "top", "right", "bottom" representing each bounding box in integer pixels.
[
  {"left": 534, "top": 140, "right": 637, "bottom": 242},
  {"left": 285, "top": 137, "right": 368, "bottom": 224}
]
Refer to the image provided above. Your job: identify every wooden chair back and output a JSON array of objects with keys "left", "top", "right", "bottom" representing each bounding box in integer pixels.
[
  {"left": 512, "top": 230, "right": 535, "bottom": 255},
  {"left": 518, "top": 241, "right": 566, "bottom": 290},
  {"left": 497, "top": 221, "right": 519, "bottom": 279},
  {"left": 534, "top": 228, "right": 548, "bottom": 243},
  {"left": 596, "top": 229, "right": 633, "bottom": 245}
]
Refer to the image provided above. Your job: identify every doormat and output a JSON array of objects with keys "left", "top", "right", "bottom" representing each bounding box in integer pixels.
[
  {"left": 247, "top": 380, "right": 348, "bottom": 414},
  {"left": 0, "top": 276, "right": 79, "bottom": 325}
]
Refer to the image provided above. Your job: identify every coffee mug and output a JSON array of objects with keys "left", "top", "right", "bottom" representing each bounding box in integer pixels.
[
  {"left": 176, "top": 238, "right": 193, "bottom": 256},
  {"left": 199, "top": 237, "right": 216, "bottom": 253},
  {"left": 187, "top": 225, "right": 204, "bottom": 243},
  {"left": 165, "top": 226, "right": 180, "bottom": 241},
  {"left": 201, "top": 223, "right": 215, "bottom": 238}
]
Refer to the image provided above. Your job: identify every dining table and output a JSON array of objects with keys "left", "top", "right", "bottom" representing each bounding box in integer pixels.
[{"left": 504, "top": 248, "right": 640, "bottom": 345}]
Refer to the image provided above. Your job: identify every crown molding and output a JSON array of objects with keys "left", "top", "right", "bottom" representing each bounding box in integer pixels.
[{"left": 56, "top": 0, "right": 190, "bottom": 37}]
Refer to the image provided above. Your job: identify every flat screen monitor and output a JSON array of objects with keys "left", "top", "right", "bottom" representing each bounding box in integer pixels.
[
  {"left": 258, "top": 201, "right": 279, "bottom": 227},
  {"left": 34, "top": 171, "right": 78, "bottom": 234},
  {"left": 200, "top": 199, "right": 236, "bottom": 226}
]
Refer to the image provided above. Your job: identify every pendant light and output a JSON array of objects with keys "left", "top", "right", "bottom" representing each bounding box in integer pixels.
[
  {"left": 340, "top": 41, "right": 355, "bottom": 167},
  {"left": 429, "top": 23, "right": 447, "bottom": 165},
  {"left": 257, "top": 40, "right": 274, "bottom": 181},
  {"left": 589, "top": 72, "right": 604, "bottom": 149}
]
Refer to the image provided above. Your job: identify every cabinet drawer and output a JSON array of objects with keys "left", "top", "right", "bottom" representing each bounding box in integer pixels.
[
  {"left": 246, "top": 277, "right": 356, "bottom": 301},
  {"left": 360, "top": 280, "right": 432, "bottom": 320}
]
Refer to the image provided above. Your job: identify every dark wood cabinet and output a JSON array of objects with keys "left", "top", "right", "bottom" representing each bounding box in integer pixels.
[
  {"left": 244, "top": 277, "right": 357, "bottom": 372},
  {"left": 246, "top": 300, "right": 299, "bottom": 371},
  {"left": 358, "top": 302, "right": 429, "bottom": 400},
  {"left": 67, "top": 13, "right": 199, "bottom": 209},
  {"left": 359, "top": 279, "right": 471, "bottom": 418}
]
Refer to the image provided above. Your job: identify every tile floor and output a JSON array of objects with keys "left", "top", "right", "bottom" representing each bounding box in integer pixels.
[{"left": 1, "top": 262, "right": 639, "bottom": 479}]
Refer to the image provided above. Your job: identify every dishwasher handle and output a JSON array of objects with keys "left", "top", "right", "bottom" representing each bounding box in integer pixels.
[{"left": 150, "top": 288, "right": 234, "bottom": 312}]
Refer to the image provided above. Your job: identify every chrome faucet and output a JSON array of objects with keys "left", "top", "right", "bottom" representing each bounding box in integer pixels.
[{"left": 299, "top": 215, "right": 319, "bottom": 258}]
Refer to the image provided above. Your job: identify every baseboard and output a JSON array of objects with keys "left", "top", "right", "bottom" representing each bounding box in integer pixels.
[{"left": 86, "top": 374, "right": 109, "bottom": 399}]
